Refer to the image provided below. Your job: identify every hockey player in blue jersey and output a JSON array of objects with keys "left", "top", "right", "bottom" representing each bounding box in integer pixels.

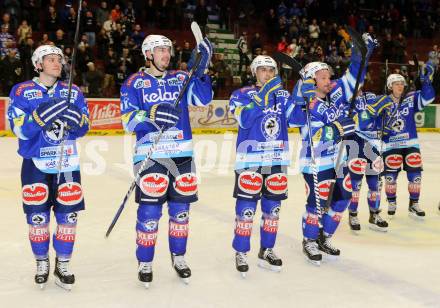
[
  {"left": 120, "top": 34, "right": 213, "bottom": 287},
  {"left": 346, "top": 90, "right": 389, "bottom": 232},
  {"left": 7, "top": 45, "right": 89, "bottom": 290},
  {"left": 229, "top": 55, "right": 302, "bottom": 277},
  {"left": 293, "top": 33, "right": 376, "bottom": 265},
  {"left": 366, "top": 62, "right": 436, "bottom": 219}
]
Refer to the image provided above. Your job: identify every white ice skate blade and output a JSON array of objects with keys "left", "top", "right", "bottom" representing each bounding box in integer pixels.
[
  {"left": 180, "top": 277, "right": 190, "bottom": 285},
  {"left": 350, "top": 229, "right": 361, "bottom": 235},
  {"left": 141, "top": 282, "right": 150, "bottom": 289},
  {"left": 257, "top": 259, "right": 282, "bottom": 272},
  {"left": 321, "top": 253, "right": 339, "bottom": 261},
  {"left": 368, "top": 224, "right": 388, "bottom": 232},
  {"left": 37, "top": 283, "right": 46, "bottom": 290},
  {"left": 304, "top": 256, "right": 321, "bottom": 267},
  {"left": 239, "top": 272, "right": 247, "bottom": 279},
  {"left": 55, "top": 278, "right": 72, "bottom": 291},
  {"left": 408, "top": 212, "right": 425, "bottom": 220}
]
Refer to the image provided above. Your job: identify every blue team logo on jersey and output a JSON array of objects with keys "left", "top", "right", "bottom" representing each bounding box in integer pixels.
[
  {"left": 261, "top": 114, "right": 281, "bottom": 140},
  {"left": 43, "top": 119, "right": 69, "bottom": 145}
]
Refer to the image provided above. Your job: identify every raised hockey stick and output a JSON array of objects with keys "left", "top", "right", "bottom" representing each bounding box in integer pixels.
[
  {"left": 374, "top": 59, "right": 388, "bottom": 209},
  {"left": 324, "top": 26, "right": 368, "bottom": 210},
  {"left": 56, "top": 0, "right": 83, "bottom": 185},
  {"left": 105, "top": 24, "right": 204, "bottom": 238},
  {"left": 273, "top": 52, "right": 323, "bottom": 221}
]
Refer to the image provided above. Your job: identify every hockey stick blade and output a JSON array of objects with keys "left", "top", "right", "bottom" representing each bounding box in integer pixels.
[
  {"left": 105, "top": 52, "right": 203, "bottom": 238},
  {"left": 191, "top": 21, "right": 204, "bottom": 46},
  {"left": 346, "top": 26, "right": 367, "bottom": 56},
  {"left": 273, "top": 52, "right": 302, "bottom": 73}
]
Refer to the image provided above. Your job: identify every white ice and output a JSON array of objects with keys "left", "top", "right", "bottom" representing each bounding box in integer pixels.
[{"left": 1, "top": 133, "right": 440, "bottom": 308}]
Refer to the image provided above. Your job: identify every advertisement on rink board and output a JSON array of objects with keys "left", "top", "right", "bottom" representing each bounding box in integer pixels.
[{"left": 1, "top": 98, "right": 440, "bottom": 136}]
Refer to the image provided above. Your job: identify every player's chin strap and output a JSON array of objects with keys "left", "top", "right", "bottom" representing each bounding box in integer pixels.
[{"left": 148, "top": 54, "right": 166, "bottom": 73}]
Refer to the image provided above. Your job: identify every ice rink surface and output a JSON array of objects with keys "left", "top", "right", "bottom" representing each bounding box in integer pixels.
[{"left": 1, "top": 133, "right": 440, "bottom": 308}]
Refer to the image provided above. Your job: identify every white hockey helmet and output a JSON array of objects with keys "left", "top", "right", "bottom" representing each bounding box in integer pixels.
[
  {"left": 387, "top": 73, "right": 407, "bottom": 89},
  {"left": 141, "top": 35, "right": 173, "bottom": 60},
  {"left": 300, "top": 61, "right": 330, "bottom": 79},
  {"left": 31, "top": 45, "right": 65, "bottom": 71},
  {"left": 250, "top": 55, "right": 278, "bottom": 76}
]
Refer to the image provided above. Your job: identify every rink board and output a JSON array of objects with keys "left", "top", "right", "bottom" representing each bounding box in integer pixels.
[{"left": 1, "top": 98, "right": 440, "bottom": 137}]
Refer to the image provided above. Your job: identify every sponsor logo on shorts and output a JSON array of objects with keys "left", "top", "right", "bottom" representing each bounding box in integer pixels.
[
  {"left": 57, "top": 183, "right": 83, "bottom": 206},
  {"left": 174, "top": 173, "right": 197, "bottom": 196},
  {"left": 385, "top": 154, "right": 403, "bottom": 169},
  {"left": 265, "top": 173, "right": 288, "bottom": 195},
  {"left": 22, "top": 183, "right": 49, "bottom": 205},
  {"left": 238, "top": 171, "right": 263, "bottom": 195},
  {"left": 318, "top": 180, "right": 333, "bottom": 200},
  {"left": 348, "top": 158, "right": 367, "bottom": 174},
  {"left": 140, "top": 173, "right": 169, "bottom": 197},
  {"left": 405, "top": 152, "right": 422, "bottom": 168}
]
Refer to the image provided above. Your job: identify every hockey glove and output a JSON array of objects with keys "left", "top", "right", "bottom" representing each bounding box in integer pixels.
[
  {"left": 149, "top": 103, "right": 180, "bottom": 130},
  {"left": 254, "top": 76, "right": 282, "bottom": 107},
  {"left": 300, "top": 78, "right": 317, "bottom": 103},
  {"left": 420, "top": 60, "right": 435, "bottom": 84},
  {"left": 332, "top": 117, "right": 356, "bottom": 139},
  {"left": 62, "top": 104, "right": 87, "bottom": 132},
  {"left": 32, "top": 98, "right": 68, "bottom": 130},
  {"left": 188, "top": 37, "right": 213, "bottom": 78},
  {"left": 362, "top": 32, "right": 378, "bottom": 57}
]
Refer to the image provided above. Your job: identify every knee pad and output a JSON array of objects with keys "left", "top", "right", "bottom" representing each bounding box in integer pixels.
[
  {"left": 54, "top": 212, "right": 78, "bottom": 242},
  {"left": 384, "top": 172, "right": 398, "bottom": 195},
  {"left": 168, "top": 202, "right": 190, "bottom": 238},
  {"left": 27, "top": 212, "right": 50, "bottom": 258},
  {"left": 53, "top": 212, "right": 78, "bottom": 258},
  {"left": 407, "top": 171, "right": 422, "bottom": 197},
  {"left": 261, "top": 197, "right": 281, "bottom": 234},
  {"left": 235, "top": 199, "right": 257, "bottom": 237},
  {"left": 136, "top": 204, "right": 162, "bottom": 247},
  {"left": 331, "top": 199, "right": 350, "bottom": 213}
]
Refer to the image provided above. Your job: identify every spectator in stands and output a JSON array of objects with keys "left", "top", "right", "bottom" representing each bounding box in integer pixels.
[
  {"left": 103, "top": 14, "right": 117, "bottom": 45},
  {"left": 111, "top": 4, "right": 122, "bottom": 22},
  {"left": 194, "top": 0, "right": 209, "bottom": 31},
  {"left": 77, "top": 42, "right": 94, "bottom": 87},
  {"left": 145, "top": 0, "right": 156, "bottom": 28},
  {"left": 38, "top": 33, "right": 53, "bottom": 47},
  {"left": 181, "top": 41, "right": 192, "bottom": 64},
  {"left": 394, "top": 33, "right": 406, "bottom": 64},
  {"left": 308, "top": 18, "right": 320, "bottom": 42},
  {"left": 250, "top": 32, "right": 262, "bottom": 58},
  {"left": 237, "top": 31, "right": 250, "bottom": 75},
  {"left": 412, "top": 11, "right": 422, "bottom": 39},
  {"left": 266, "top": 9, "right": 277, "bottom": 42},
  {"left": 23, "top": 0, "right": 41, "bottom": 31},
  {"left": 115, "top": 63, "right": 128, "bottom": 92},
  {"left": 19, "top": 36, "right": 35, "bottom": 80},
  {"left": 0, "top": 24, "right": 14, "bottom": 57},
  {"left": 96, "top": 1, "right": 109, "bottom": 28},
  {"left": 3, "top": 1, "right": 20, "bottom": 32},
  {"left": 96, "top": 28, "right": 110, "bottom": 58},
  {"left": 125, "top": 1, "right": 136, "bottom": 26},
  {"left": 83, "top": 11, "right": 97, "bottom": 47},
  {"left": 46, "top": 5, "right": 58, "bottom": 39},
  {"left": 16, "top": 20, "right": 32, "bottom": 45},
  {"left": 86, "top": 62, "right": 104, "bottom": 97},
  {"left": 213, "top": 53, "right": 231, "bottom": 93},
  {"left": 131, "top": 24, "right": 144, "bottom": 48},
  {"left": 0, "top": 49, "right": 22, "bottom": 94},
  {"left": 103, "top": 48, "right": 118, "bottom": 96},
  {"left": 381, "top": 33, "right": 394, "bottom": 62},
  {"left": 429, "top": 45, "right": 440, "bottom": 67},
  {"left": 65, "top": 7, "right": 78, "bottom": 41},
  {"left": 54, "top": 29, "right": 67, "bottom": 51},
  {"left": 1, "top": 13, "right": 12, "bottom": 33},
  {"left": 119, "top": 47, "right": 135, "bottom": 75},
  {"left": 277, "top": 36, "right": 288, "bottom": 53}
]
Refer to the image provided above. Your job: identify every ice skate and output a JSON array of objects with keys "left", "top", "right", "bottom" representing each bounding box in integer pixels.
[{"left": 257, "top": 248, "right": 282, "bottom": 272}]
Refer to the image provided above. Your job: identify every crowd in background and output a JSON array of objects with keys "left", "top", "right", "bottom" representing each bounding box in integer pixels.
[{"left": 0, "top": 0, "right": 439, "bottom": 98}]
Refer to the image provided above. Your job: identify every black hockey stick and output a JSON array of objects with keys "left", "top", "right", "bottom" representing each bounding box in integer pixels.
[
  {"left": 374, "top": 59, "right": 388, "bottom": 209},
  {"left": 56, "top": 0, "right": 83, "bottom": 185},
  {"left": 105, "top": 26, "right": 204, "bottom": 238},
  {"left": 273, "top": 52, "right": 324, "bottom": 221},
  {"left": 324, "top": 26, "right": 368, "bottom": 209}
]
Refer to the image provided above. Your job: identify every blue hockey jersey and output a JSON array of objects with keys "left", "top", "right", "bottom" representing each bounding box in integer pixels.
[
  {"left": 229, "top": 85, "right": 300, "bottom": 170},
  {"left": 366, "top": 82, "right": 435, "bottom": 151},
  {"left": 292, "top": 50, "right": 367, "bottom": 174},
  {"left": 7, "top": 78, "right": 89, "bottom": 174},
  {"left": 120, "top": 70, "right": 213, "bottom": 163}
]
